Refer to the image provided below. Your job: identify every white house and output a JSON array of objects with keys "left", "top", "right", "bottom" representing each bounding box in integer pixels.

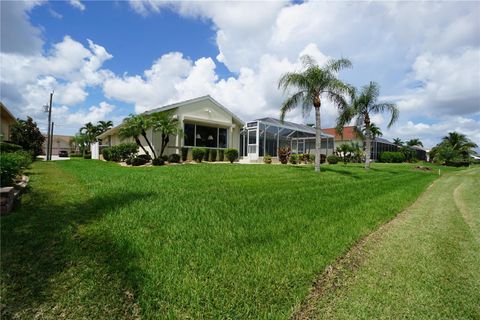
[{"left": 94, "top": 96, "right": 244, "bottom": 159}]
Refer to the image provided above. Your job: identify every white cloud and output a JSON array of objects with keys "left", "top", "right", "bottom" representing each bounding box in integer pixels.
[{"left": 69, "top": 0, "right": 85, "bottom": 11}]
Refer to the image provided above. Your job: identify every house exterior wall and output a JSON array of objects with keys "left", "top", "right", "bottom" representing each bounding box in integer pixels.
[
  {"left": 42, "top": 135, "right": 75, "bottom": 155},
  {"left": 1, "top": 107, "right": 16, "bottom": 141},
  {"left": 99, "top": 97, "right": 243, "bottom": 160}
]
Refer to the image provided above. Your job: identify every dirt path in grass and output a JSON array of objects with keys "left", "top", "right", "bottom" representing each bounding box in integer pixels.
[{"left": 292, "top": 168, "right": 480, "bottom": 320}]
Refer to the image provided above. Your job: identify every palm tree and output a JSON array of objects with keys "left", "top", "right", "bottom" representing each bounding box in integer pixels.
[
  {"left": 406, "top": 138, "right": 423, "bottom": 147},
  {"left": 150, "top": 111, "right": 181, "bottom": 157},
  {"left": 441, "top": 131, "right": 478, "bottom": 159},
  {"left": 80, "top": 122, "right": 100, "bottom": 147},
  {"left": 337, "top": 81, "right": 399, "bottom": 169},
  {"left": 393, "top": 138, "right": 403, "bottom": 146},
  {"left": 97, "top": 120, "right": 113, "bottom": 134},
  {"left": 119, "top": 115, "right": 154, "bottom": 157},
  {"left": 368, "top": 123, "right": 383, "bottom": 139},
  {"left": 278, "top": 55, "right": 353, "bottom": 172}
]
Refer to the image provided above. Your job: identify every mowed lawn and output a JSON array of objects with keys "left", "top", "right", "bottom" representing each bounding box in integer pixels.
[
  {"left": 310, "top": 167, "right": 480, "bottom": 319},
  {"left": 1, "top": 159, "right": 446, "bottom": 319}
]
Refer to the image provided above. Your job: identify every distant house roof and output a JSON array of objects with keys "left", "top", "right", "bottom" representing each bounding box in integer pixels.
[
  {"left": 42, "top": 134, "right": 74, "bottom": 144},
  {"left": 97, "top": 95, "right": 244, "bottom": 139},
  {"left": 322, "top": 126, "right": 359, "bottom": 141},
  {"left": 374, "top": 137, "right": 396, "bottom": 145},
  {"left": 252, "top": 117, "right": 334, "bottom": 138}
]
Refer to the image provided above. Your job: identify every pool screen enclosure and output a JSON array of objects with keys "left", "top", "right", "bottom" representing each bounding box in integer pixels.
[{"left": 240, "top": 117, "right": 334, "bottom": 160}]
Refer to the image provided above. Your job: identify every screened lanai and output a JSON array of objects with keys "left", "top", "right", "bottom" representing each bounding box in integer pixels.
[{"left": 240, "top": 117, "right": 334, "bottom": 161}]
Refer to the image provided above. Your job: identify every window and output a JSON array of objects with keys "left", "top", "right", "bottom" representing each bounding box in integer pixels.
[{"left": 184, "top": 123, "right": 228, "bottom": 148}]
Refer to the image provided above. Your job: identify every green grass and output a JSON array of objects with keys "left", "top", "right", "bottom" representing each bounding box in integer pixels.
[
  {"left": 310, "top": 168, "right": 480, "bottom": 319},
  {"left": 1, "top": 160, "right": 453, "bottom": 319}
]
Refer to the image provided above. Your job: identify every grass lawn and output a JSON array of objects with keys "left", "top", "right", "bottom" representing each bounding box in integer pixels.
[
  {"left": 308, "top": 167, "right": 480, "bottom": 319},
  {"left": 0, "top": 159, "right": 454, "bottom": 319}
]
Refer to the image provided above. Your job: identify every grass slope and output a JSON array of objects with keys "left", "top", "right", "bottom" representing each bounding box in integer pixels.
[
  {"left": 1, "top": 160, "right": 448, "bottom": 319},
  {"left": 311, "top": 168, "right": 480, "bottom": 319}
]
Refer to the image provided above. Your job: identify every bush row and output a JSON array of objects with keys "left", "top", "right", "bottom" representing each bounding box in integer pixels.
[
  {"left": 379, "top": 152, "right": 405, "bottom": 163},
  {"left": 327, "top": 155, "right": 341, "bottom": 164},
  {"left": 191, "top": 148, "right": 238, "bottom": 163}
]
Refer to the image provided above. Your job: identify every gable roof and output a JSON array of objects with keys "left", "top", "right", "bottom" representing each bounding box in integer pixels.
[
  {"left": 1, "top": 102, "right": 17, "bottom": 123},
  {"left": 143, "top": 95, "right": 244, "bottom": 125},
  {"left": 97, "top": 95, "right": 244, "bottom": 139},
  {"left": 322, "top": 126, "right": 359, "bottom": 141}
]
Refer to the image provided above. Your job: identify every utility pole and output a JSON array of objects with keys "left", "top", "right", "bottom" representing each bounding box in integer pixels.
[
  {"left": 45, "top": 92, "right": 53, "bottom": 160},
  {"left": 50, "top": 122, "right": 54, "bottom": 158}
]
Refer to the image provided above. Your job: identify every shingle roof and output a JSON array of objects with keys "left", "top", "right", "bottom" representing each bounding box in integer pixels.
[{"left": 322, "top": 126, "right": 358, "bottom": 141}]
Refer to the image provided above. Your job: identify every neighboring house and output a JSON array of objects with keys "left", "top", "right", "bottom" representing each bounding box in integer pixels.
[
  {"left": 1, "top": 102, "right": 17, "bottom": 142},
  {"left": 410, "top": 145, "right": 428, "bottom": 161},
  {"left": 322, "top": 126, "right": 398, "bottom": 161},
  {"left": 42, "top": 135, "right": 75, "bottom": 155},
  {"left": 240, "top": 117, "right": 335, "bottom": 162},
  {"left": 96, "top": 95, "right": 244, "bottom": 159}
]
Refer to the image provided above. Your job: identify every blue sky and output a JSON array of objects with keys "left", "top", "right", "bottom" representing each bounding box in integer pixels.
[{"left": 1, "top": 1, "right": 479, "bottom": 148}]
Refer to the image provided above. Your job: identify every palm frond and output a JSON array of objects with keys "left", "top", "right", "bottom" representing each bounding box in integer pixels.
[
  {"left": 280, "top": 91, "right": 305, "bottom": 121},
  {"left": 324, "top": 58, "right": 352, "bottom": 73},
  {"left": 371, "top": 102, "right": 399, "bottom": 127}
]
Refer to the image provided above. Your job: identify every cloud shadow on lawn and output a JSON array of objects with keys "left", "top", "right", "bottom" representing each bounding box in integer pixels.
[{"left": 1, "top": 171, "right": 155, "bottom": 318}]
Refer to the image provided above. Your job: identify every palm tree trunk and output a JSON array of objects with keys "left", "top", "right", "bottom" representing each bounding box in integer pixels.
[
  {"left": 315, "top": 106, "right": 321, "bottom": 172},
  {"left": 135, "top": 137, "right": 150, "bottom": 156},
  {"left": 365, "top": 134, "right": 372, "bottom": 169},
  {"left": 141, "top": 130, "right": 157, "bottom": 159}
]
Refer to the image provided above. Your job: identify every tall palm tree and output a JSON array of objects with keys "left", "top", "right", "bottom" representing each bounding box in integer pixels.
[
  {"left": 441, "top": 131, "right": 477, "bottom": 159},
  {"left": 278, "top": 55, "right": 353, "bottom": 172},
  {"left": 119, "top": 115, "right": 153, "bottom": 157},
  {"left": 406, "top": 138, "right": 423, "bottom": 147},
  {"left": 393, "top": 138, "right": 403, "bottom": 146},
  {"left": 150, "top": 111, "right": 181, "bottom": 157},
  {"left": 337, "top": 81, "right": 399, "bottom": 169}
]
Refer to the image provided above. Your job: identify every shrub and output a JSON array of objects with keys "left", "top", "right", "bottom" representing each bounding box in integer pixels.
[
  {"left": 278, "top": 147, "right": 290, "bottom": 164},
  {"left": 152, "top": 157, "right": 165, "bottom": 166},
  {"left": 225, "top": 148, "right": 239, "bottom": 163},
  {"left": 308, "top": 153, "right": 315, "bottom": 163},
  {"left": 161, "top": 155, "right": 169, "bottom": 161},
  {"left": 192, "top": 148, "right": 205, "bottom": 162},
  {"left": 0, "top": 142, "right": 23, "bottom": 154},
  {"left": 380, "top": 152, "right": 405, "bottom": 163},
  {"left": 181, "top": 147, "right": 189, "bottom": 161},
  {"left": 264, "top": 155, "right": 272, "bottom": 164},
  {"left": 0, "top": 153, "right": 27, "bottom": 186},
  {"left": 203, "top": 148, "right": 210, "bottom": 161},
  {"left": 137, "top": 154, "right": 152, "bottom": 161},
  {"left": 84, "top": 153, "right": 92, "bottom": 159},
  {"left": 289, "top": 153, "right": 298, "bottom": 164},
  {"left": 131, "top": 157, "right": 148, "bottom": 166},
  {"left": 117, "top": 143, "right": 139, "bottom": 161},
  {"left": 218, "top": 149, "right": 225, "bottom": 161},
  {"left": 13, "top": 150, "right": 33, "bottom": 169},
  {"left": 327, "top": 155, "right": 341, "bottom": 164},
  {"left": 102, "top": 148, "right": 112, "bottom": 161},
  {"left": 168, "top": 153, "right": 180, "bottom": 163},
  {"left": 210, "top": 149, "right": 217, "bottom": 162},
  {"left": 445, "top": 161, "right": 469, "bottom": 167},
  {"left": 70, "top": 153, "right": 83, "bottom": 158}
]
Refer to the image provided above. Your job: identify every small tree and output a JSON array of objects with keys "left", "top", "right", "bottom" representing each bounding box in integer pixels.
[
  {"left": 119, "top": 114, "right": 154, "bottom": 157},
  {"left": 150, "top": 111, "right": 181, "bottom": 157},
  {"left": 10, "top": 117, "right": 45, "bottom": 157}
]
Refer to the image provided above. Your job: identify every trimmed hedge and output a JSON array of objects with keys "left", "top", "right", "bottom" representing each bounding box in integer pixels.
[
  {"left": 225, "top": 148, "right": 238, "bottom": 163},
  {"left": 102, "top": 143, "right": 138, "bottom": 162},
  {"left": 218, "top": 149, "right": 225, "bottom": 162},
  {"left": 327, "top": 155, "right": 341, "bottom": 164},
  {"left": 445, "top": 161, "right": 470, "bottom": 167},
  {"left": 131, "top": 157, "right": 148, "bottom": 166},
  {"left": 152, "top": 158, "right": 165, "bottom": 166},
  {"left": 203, "top": 149, "right": 210, "bottom": 161},
  {"left": 0, "top": 142, "right": 23, "bottom": 153},
  {"left": 380, "top": 152, "right": 405, "bottom": 163},
  {"left": 192, "top": 148, "right": 206, "bottom": 162},
  {"left": 168, "top": 154, "right": 180, "bottom": 163}
]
